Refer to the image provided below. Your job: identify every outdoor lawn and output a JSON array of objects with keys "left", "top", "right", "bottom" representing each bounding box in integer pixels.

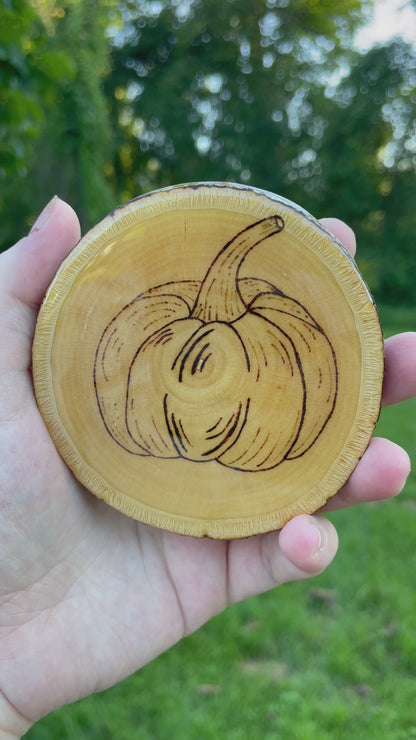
[{"left": 27, "top": 304, "right": 416, "bottom": 739}]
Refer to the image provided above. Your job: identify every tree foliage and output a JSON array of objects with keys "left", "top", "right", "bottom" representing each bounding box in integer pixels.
[
  {"left": 0, "top": 0, "right": 76, "bottom": 245},
  {"left": 1, "top": 0, "right": 416, "bottom": 302},
  {"left": 25, "top": 0, "right": 117, "bottom": 228},
  {"left": 319, "top": 40, "right": 416, "bottom": 300},
  {"left": 0, "top": 0, "right": 74, "bottom": 175},
  {"left": 106, "top": 0, "right": 367, "bottom": 196}
]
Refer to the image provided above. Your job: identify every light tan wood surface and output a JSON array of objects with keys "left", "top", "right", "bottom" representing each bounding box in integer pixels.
[{"left": 32, "top": 183, "right": 384, "bottom": 538}]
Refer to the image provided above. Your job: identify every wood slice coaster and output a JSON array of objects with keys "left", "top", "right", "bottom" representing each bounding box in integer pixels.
[{"left": 32, "top": 183, "right": 384, "bottom": 539}]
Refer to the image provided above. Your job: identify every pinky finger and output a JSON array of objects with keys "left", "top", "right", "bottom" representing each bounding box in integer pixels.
[{"left": 227, "top": 514, "right": 339, "bottom": 605}]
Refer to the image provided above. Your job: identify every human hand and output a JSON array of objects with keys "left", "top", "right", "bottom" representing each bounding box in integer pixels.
[{"left": 0, "top": 199, "right": 413, "bottom": 738}]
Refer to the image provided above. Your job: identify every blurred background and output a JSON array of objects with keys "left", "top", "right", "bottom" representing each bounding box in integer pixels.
[
  {"left": 2, "top": 0, "right": 416, "bottom": 302},
  {"left": 2, "top": 1, "right": 416, "bottom": 738}
]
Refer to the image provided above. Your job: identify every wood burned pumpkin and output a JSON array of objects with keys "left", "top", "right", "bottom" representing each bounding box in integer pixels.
[
  {"left": 32, "top": 184, "right": 383, "bottom": 538},
  {"left": 94, "top": 216, "right": 337, "bottom": 471}
]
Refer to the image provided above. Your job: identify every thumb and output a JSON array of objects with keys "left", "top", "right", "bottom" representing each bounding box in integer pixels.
[
  {"left": 0, "top": 196, "right": 81, "bottom": 309},
  {"left": 0, "top": 197, "right": 81, "bottom": 372}
]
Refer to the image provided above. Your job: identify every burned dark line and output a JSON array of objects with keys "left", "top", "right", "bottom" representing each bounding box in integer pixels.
[
  {"left": 251, "top": 304, "right": 322, "bottom": 334},
  {"left": 178, "top": 418, "right": 191, "bottom": 447},
  {"left": 126, "top": 408, "right": 153, "bottom": 455},
  {"left": 99, "top": 327, "right": 117, "bottom": 382},
  {"left": 290, "top": 322, "right": 312, "bottom": 352},
  {"left": 153, "top": 327, "right": 174, "bottom": 346},
  {"left": 199, "top": 352, "right": 212, "bottom": 372},
  {"left": 255, "top": 434, "right": 278, "bottom": 469},
  {"left": 215, "top": 397, "right": 251, "bottom": 461},
  {"left": 152, "top": 417, "right": 171, "bottom": 451},
  {"left": 143, "top": 316, "right": 176, "bottom": 333},
  {"left": 244, "top": 334, "right": 263, "bottom": 381},
  {"left": 201, "top": 402, "right": 243, "bottom": 457},
  {"left": 226, "top": 322, "right": 251, "bottom": 372},
  {"left": 206, "top": 410, "right": 238, "bottom": 440},
  {"left": 163, "top": 394, "right": 183, "bottom": 457},
  {"left": 191, "top": 342, "right": 211, "bottom": 375},
  {"left": 170, "top": 413, "right": 188, "bottom": 453},
  {"left": 229, "top": 427, "right": 263, "bottom": 467},
  {"left": 171, "top": 327, "right": 214, "bottom": 381},
  {"left": 147, "top": 432, "right": 166, "bottom": 455},
  {"left": 270, "top": 339, "right": 294, "bottom": 376},
  {"left": 93, "top": 349, "right": 148, "bottom": 455},
  {"left": 287, "top": 336, "right": 338, "bottom": 460},
  {"left": 206, "top": 416, "right": 223, "bottom": 433}
]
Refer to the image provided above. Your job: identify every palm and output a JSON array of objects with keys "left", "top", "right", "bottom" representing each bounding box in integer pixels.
[
  {"left": 0, "top": 199, "right": 414, "bottom": 733},
  {"left": 0, "top": 363, "right": 228, "bottom": 716}
]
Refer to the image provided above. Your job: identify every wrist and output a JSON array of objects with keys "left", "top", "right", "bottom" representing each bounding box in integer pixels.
[{"left": 0, "top": 691, "right": 32, "bottom": 739}]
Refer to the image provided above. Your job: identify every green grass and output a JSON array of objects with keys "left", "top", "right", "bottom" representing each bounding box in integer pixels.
[{"left": 28, "top": 306, "right": 416, "bottom": 740}]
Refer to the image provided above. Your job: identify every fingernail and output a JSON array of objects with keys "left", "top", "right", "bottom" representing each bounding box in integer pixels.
[
  {"left": 309, "top": 517, "right": 326, "bottom": 553},
  {"left": 30, "top": 196, "right": 58, "bottom": 234}
]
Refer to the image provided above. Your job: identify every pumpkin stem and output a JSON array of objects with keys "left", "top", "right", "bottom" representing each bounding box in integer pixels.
[{"left": 191, "top": 215, "right": 285, "bottom": 323}]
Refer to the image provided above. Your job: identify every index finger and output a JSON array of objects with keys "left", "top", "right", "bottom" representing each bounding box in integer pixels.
[{"left": 319, "top": 218, "right": 357, "bottom": 258}]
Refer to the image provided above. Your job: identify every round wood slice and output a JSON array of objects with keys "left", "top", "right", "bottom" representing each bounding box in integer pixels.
[{"left": 32, "top": 183, "right": 384, "bottom": 539}]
